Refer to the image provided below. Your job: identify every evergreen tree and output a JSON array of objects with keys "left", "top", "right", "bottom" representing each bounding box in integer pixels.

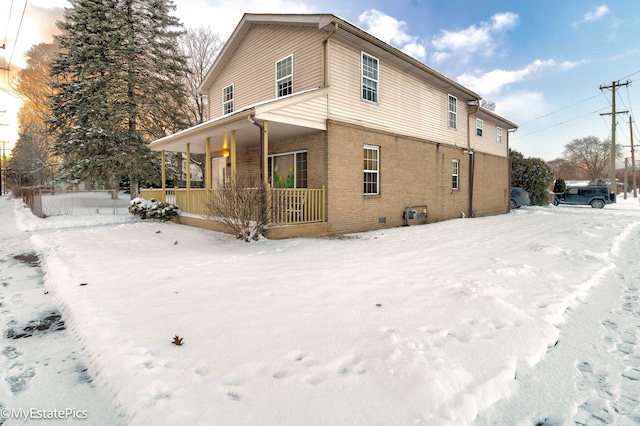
[
  {"left": 49, "top": 0, "right": 189, "bottom": 198},
  {"left": 511, "top": 149, "right": 554, "bottom": 206},
  {"left": 553, "top": 178, "right": 566, "bottom": 193}
]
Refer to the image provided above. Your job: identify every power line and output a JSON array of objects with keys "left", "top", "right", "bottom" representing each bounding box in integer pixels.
[
  {"left": 6, "top": 0, "right": 29, "bottom": 71},
  {"left": 517, "top": 94, "right": 601, "bottom": 126},
  {"left": 511, "top": 106, "right": 610, "bottom": 139},
  {"left": 2, "top": 0, "right": 14, "bottom": 48}
]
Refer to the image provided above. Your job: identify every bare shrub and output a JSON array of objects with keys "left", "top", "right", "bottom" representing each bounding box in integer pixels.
[{"left": 206, "top": 175, "right": 272, "bottom": 241}]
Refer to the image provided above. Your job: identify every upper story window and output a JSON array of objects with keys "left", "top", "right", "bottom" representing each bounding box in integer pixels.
[
  {"left": 476, "top": 118, "right": 483, "bottom": 136},
  {"left": 452, "top": 159, "right": 459, "bottom": 190},
  {"left": 448, "top": 95, "right": 457, "bottom": 129},
  {"left": 222, "top": 84, "right": 234, "bottom": 115},
  {"left": 361, "top": 53, "right": 379, "bottom": 103},
  {"left": 276, "top": 55, "right": 293, "bottom": 98},
  {"left": 496, "top": 127, "right": 503, "bottom": 144},
  {"left": 364, "top": 144, "right": 379, "bottom": 194}
]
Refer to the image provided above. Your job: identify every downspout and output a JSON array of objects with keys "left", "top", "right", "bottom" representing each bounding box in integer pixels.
[
  {"left": 467, "top": 100, "right": 480, "bottom": 217},
  {"left": 248, "top": 115, "right": 265, "bottom": 183},
  {"left": 322, "top": 21, "right": 339, "bottom": 87}
]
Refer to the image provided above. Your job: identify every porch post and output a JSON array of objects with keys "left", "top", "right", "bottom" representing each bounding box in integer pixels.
[
  {"left": 263, "top": 121, "right": 269, "bottom": 185},
  {"left": 230, "top": 130, "right": 237, "bottom": 178},
  {"left": 186, "top": 142, "right": 191, "bottom": 212},
  {"left": 205, "top": 138, "right": 211, "bottom": 189},
  {"left": 161, "top": 150, "right": 166, "bottom": 202}
]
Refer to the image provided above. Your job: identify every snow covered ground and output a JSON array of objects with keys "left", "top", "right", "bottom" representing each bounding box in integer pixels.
[{"left": 2, "top": 192, "right": 640, "bottom": 425}]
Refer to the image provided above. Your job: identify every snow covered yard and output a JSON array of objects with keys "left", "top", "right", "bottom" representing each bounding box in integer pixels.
[{"left": 5, "top": 194, "right": 640, "bottom": 425}]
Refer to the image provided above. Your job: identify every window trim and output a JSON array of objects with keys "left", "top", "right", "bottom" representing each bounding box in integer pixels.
[
  {"left": 361, "top": 52, "right": 379, "bottom": 104},
  {"left": 448, "top": 95, "right": 457, "bottom": 129},
  {"left": 275, "top": 54, "right": 293, "bottom": 98},
  {"left": 222, "top": 83, "right": 234, "bottom": 115},
  {"left": 496, "top": 126, "right": 503, "bottom": 144},
  {"left": 476, "top": 118, "right": 483, "bottom": 137},
  {"left": 452, "top": 159, "right": 459, "bottom": 190},
  {"left": 364, "top": 144, "right": 380, "bottom": 195}
]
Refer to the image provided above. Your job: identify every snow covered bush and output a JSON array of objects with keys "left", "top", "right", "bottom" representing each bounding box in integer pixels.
[
  {"left": 128, "top": 198, "right": 180, "bottom": 222},
  {"left": 206, "top": 175, "right": 272, "bottom": 242}
]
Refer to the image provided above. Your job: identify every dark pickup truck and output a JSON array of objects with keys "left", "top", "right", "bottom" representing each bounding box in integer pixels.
[{"left": 552, "top": 186, "right": 612, "bottom": 208}]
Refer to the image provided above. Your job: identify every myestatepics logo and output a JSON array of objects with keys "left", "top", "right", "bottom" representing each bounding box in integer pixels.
[{"left": 0, "top": 407, "right": 89, "bottom": 421}]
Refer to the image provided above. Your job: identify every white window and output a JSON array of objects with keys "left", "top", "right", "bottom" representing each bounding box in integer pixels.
[
  {"left": 268, "top": 151, "right": 307, "bottom": 188},
  {"left": 476, "top": 118, "right": 483, "bottom": 137},
  {"left": 452, "top": 159, "right": 459, "bottom": 190},
  {"left": 497, "top": 127, "right": 503, "bottom": 144},
  {"left": 276, "top": 55, "right": 293, "bottom": 98},
  {"left": 448, "top": 95, "right": 457, "bottom": 129},
  {"left": 364, "top": 144, "right": 379, "bottom": 194},
  {"left": 222, "top": 84, "right": 234, "bottom": 115},
  {"left": 362, "top": 53, "right": 379, "bottom": 103}
]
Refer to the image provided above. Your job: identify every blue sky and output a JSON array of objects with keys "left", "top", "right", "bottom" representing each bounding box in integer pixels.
[{"left": 2, "top": 1, "right": 640, "bottom": 161}]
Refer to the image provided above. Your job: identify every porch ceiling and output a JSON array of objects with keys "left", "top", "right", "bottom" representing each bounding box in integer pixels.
[{"left": 149, "top": 87, "right": 329, "bottom": 154}]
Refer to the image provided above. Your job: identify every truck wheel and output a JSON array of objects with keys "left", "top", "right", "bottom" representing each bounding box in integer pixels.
[
  {"left": 590, "top": 199, "right": 605, "bottom": 209},
  {"left": 553, "top": 199, "right": 559, "bottom": 206}
]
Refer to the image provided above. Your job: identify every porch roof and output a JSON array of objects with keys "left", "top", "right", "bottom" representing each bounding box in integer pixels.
[{"left": 149, "top": 87, "right": 329, "bottom": 154}]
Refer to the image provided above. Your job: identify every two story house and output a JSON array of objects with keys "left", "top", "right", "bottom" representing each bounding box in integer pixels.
[{"left": 146, "top": 13, "right": 518, "bottom": 238}]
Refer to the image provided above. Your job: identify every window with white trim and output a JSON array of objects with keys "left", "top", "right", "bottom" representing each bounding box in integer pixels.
[
  {"left": 496, "top": 127, "right": 503, "bottom": 144},
  {"left": 361, "top": 53, "right": 379, "bottom": 103},
  {"left": 364, "top": 144, "right": 379, "bottom": 194},
  {"left": 276, "top": 55, "right": 293, "bottom": 98},
  {"left": 452, "top": 159, "right": 459, "bottom": 190},
  {"left": 448, "top": 95, "right": 457, "bottom": 129},
  {"left": 222, "top": 84, "right": 234, "bottom": 115},
  {"left": 267, "top": 151, "right": 307, "bottom": 188},
  {"left": 476, "top": 118, "right": 483, "bottom": 137}
]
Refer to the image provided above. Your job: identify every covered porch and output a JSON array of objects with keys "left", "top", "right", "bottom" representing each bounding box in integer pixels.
[{"left": 144, "top": 88, "right": 329, "bottom": 228}]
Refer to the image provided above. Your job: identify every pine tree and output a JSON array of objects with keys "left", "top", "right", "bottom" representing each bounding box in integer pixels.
[{"left": 49, "top": 0, "right": 189, "bottom": 198}]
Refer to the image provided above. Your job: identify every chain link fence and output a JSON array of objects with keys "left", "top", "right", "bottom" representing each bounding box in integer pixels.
[{"left": 19, "top": 188, "right": 131, "bottom": 217}]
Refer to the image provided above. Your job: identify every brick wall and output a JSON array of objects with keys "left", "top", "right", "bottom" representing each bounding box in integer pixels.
[{"left": 231, "top": 120, "right": 508, "bottom": 236}]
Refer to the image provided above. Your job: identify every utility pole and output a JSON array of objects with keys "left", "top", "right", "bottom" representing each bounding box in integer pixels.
[
  {"left": 600, "top": 80, "right": 630, "bottom": 201},
  {"left": 631, "top": 117, "right": 637, "bottom": 198}
]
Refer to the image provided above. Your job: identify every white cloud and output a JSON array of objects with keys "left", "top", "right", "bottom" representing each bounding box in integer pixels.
[
  {"left": 560, "top": 59, "right": 589, "bottom": 70},
  {"left": 494, "top": 91, "right": 547, "bottom": 124},
  {"left": 173, "top": 0, "right": 316, "bottom": 38},
  {"left": 456, "top": 59, "right": 556, "bottom": 97},
  {"left": 572, "top": 4, "right": 610, "bottom": 29},
  {"left": 584, "top": 5, "right": 609, "bottom": 22},
  {"left": 430, "top": 12, "right": 518, "bottom": 64},
  {"left": 357, "top": 9, "right": 427, "bottom": 61}
]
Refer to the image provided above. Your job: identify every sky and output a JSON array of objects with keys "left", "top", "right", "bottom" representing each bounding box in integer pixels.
[
  {"left": 3, "top": 191, "right": 640, "bottom": 424},
  {"left": 2, "top": 0, "right": 640, "bottom": 161}
]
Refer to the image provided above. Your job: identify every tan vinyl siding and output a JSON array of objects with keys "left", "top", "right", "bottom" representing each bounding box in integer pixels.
[
  {"left": 469, "top": 116, "right": 509, "bottom": 157},
  {"left": 256, "top": 96, "right": 328, "bottom": 129},
  {"left": 208, "top": 24, "right": 325, "bottom": 118},
  {"left": 327, "top": 39, "right": 468, "bottom": 148}
]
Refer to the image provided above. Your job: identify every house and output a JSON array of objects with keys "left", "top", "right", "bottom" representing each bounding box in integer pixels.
[{"left": 144, "top": 13, "right": 518, "bottom": 238}]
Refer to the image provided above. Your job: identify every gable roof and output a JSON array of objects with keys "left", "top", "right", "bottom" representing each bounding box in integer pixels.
[{"left": 199, "top": 13, "right": 481, "bottom": 102}]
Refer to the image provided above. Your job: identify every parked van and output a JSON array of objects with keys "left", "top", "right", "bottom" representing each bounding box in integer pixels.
[{"left": 552, "top": 186, "right": 612, "bottom": 208}]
